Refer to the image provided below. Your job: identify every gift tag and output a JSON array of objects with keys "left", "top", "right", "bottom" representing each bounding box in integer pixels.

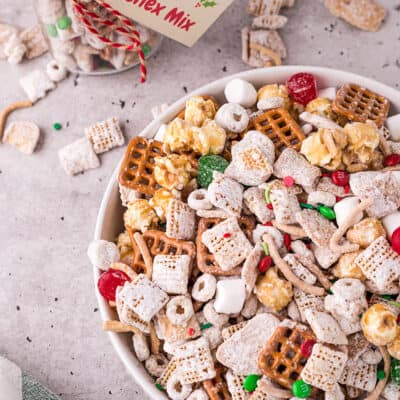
[{"left": 107, "top": 0, "right": 234, "bottom": 46}]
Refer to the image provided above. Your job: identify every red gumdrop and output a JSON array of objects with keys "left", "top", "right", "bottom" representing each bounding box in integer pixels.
[
  {"left": 300, "top": 339, "right": 316, "bottom": 358},
  {"left": 331, "top": 170, "right": 349, "bottom": 187},
  {"left": 391, "top": 227, "right": 400, "bottom": 255},
  {"left": 98, "top": 268, "right": 131, "bottom": 301},
  {"left": 258, "top": 256, "right": 272, "bottom": 273},
  {"left": 384, "top": 154, "right": 400, "bottom": 167},
  {"left": 286, "top": 73, "right": 317, "bottom": 105}
]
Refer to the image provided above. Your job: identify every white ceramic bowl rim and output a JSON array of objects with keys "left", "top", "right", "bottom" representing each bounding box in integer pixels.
[{"left": 94, "top": 66, "right": 400, "bottom": 400}]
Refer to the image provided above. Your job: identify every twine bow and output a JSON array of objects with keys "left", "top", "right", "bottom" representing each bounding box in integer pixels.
[{"left": 71, "top": 0, "right": 147, "bottom": 82}]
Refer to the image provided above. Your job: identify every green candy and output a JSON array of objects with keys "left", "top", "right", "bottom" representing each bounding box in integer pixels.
[
  {"left": 243, "top": 374, "right": 260, "bottom": 392},
  {"left": 47, "top": 24, "right": 58, "bottom": 38},
  {"left": 300, "top": 203, "right": 315, "bottom": 210},
  {"left": 53, "top": 122, "right": 62, "bottom": 131},
  {"left": 155, "top": 383, "right": 164, "bottom": 391},
  {"left": 391, "top": 358, "right": 400, "bottom": 386},
  {"left": 262, "top": 242, "right": 269, "bottom": 256},
  {"left": 200, "top": 322, "right": 213, "bottom": 331},
  {"left": 142, "top": 44, "right": 152, "bottom": 57},
  {"left": 318, "top": 205, "right": 336, "bottom": 220},
  {"left": 292, "top": 379, "right": 311, "bottom": 398},
  {"left": 57, "top": 16, "right": 72, "bottom": 30},
  {"left": 264, "top": 186, "right": 271, "bottom": 204},
  {"left": 197, "top": 155, "right": 229, "bottom": 188},
  {"left": 377, "top": 370, "right": 386, "bottom": 380}
]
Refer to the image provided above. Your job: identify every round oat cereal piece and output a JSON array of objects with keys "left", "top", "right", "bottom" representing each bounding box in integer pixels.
[
  {"left": 215, "top": 103, "right": 249, "bottom": 133},
  {"left": 192, "top": 274, "right": 217, "bottom": 303},
  {"left": 188, "top": 189, "right": 212, "bottom": 210},
  {"left": 145, "top": 354, "right": 169, "bottom": 377},
  {"left": 203, "top": 300, "right": 229, "bottom": 327},
  {"left": 166, "top": 296, "right": 194, "bottom": 326},
  {"left": 46, "top": 59, "right": 68, "bottom": 82},
  {"left": 166, "top": 373, "right": 192, "bottom": 400}
]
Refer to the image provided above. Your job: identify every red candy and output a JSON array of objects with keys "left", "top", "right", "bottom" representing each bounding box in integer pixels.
[
  {"left": 384, "top": 154, "right": 400, "bottom": 167},
  {"left": 267, "top": 203, "right": 273, "bottom": 210},
  {"left": 283, "top": 176, "right": 295, "bottom": 187},
  {"left": 300, "top": 339, "right": 316, "bottom": 358},
  {"left": 258, "top": 256, "right": 272, "bottom": 273},
  {"left": 286, "top": 73, "right": 317, "bottom": 105},
  {"left": 332, "top": 170, "right": 349, "bottom": 187},
  {"left": 223, "top": 232, "right": 231, "bottom": 238},
  {"left": 188, "top": 328, "right": 195, "bottom": 336},
  {"left": 97, "top": 268, "right": 131, "bottom": 301},
  {"left": 263, "top": 221, "right": 273, "bottom": 226},
  {"left": 284, "top": 233, "right": 291, "bottom": 252},
  {"left": 344, "top": 185, "right": 350, "bottom": 194},
  {"left": 391, "top": 227, "right": 400, "bottom": 255}
]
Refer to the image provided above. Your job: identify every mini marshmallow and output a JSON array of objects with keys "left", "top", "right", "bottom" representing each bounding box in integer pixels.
[
  {"left": 382, "top": 211, "right": 400, "bottom": 237},
  {"left": 87, "top": 239, "right": 119, "bottom": 270},
  {"left": 153, "top": 124, "right": 167, "bottom": 142},
  {"left": 386, "top": 114, "right": 400, "bottom": 142},
  {"left": 334, "top": 196, "right": 363, "bottom": 228},
  {"left": 318, "top": 87, "right": 337, "bottom": 101},
  {"left": 214, "top": 279, "right": 246, "bottom": 314},
  {"left": 215, "top": 103, "right": 249, "bottom": 133},
  {"left": 19, "top": 69, "right": 55, "bottom": 103},
  {"left": 224, "top": 78, "right": 257, "bottom": 108},
  {"left": 46, "top": 59, "right": 68, "bottom": 82}
]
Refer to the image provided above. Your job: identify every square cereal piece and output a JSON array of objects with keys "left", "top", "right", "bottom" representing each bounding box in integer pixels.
[
  {"left": 19, "top": 24, "right": 48, "bottom": 59},
  {"left": 58, "top": 137, "right": 100, "bottom": 176},
  {"left": 85, "top": 117, "right": 125, "bottom": 154},
  {"left": 273, "top": 148, "right": 321, "bottom": 189},
  {"left": 3, "top": 121, "right": 40, "bottom": 154},
  {"left": 225, "top": 370, "right": 247, "bottom": 400},
  {"left": 118, "top": 274, "right": 169, "bottom": 322},
  {"left": 201, "top": 217, "right": 253, "bottom": 271},
  {"left": 221, "top": 321, "right": 247, "bottom": 341},
  {"left": 294, "top": 288, "right": 325, "bottom": 322},
  {"left": 300, "top": 343, "right": 348, "bottom": 392},
  {"left": 166, "top": 199, "right": 196, "bottom": 240},
  {"left": 311, "top": 243, "right": 342, "bottom": 269},
  {"left": 295, "top": 209, "right": 336, "bottom": 247},
  {"left": 304, "top": 309, "right": 348, "bottom": 345},
  {"left": 353, "top": 236, "right": 400, "bottom": 291},
  {"left": 19, "top": 69, "right": 55, "bottom": 103},
  {"left": 339, "top": 359, "right": 377, "bottom": 392},
  {"left": 243, "top": 187, "right": 274, "bottom": 224},
  {"left": 269, "top": 181, "right": 301, "bottom": 225},
  {"left": 174, "top": 337, "right": 216, "bottom": 384},
  {"left": 152, "top": 254, "right": 190, "bottom": 295}
]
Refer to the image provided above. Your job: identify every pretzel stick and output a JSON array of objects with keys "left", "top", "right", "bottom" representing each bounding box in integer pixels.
[
  {"left": 255, "top": 379, "right": 292, "bottom": 399},
  {"left": 103, "top": 320, "right": 140, "bottom": 335},
  {"left": 321, "top": 129, "right": 338, "bottom": 157},
  {"left": 149, "top": 322, "right": 160, "bottom": 354},
  {"left": 133, "top": 232, "right": 153, "bottom": 279},
  {"left": 294, "top": 254, "right": 332, "bottom": 290},
  {"left": 263, "top": 234, "right": 325, "bottom": 296},
  {"left": 0, "top": 100, "right": 32, "bottom": 140},
  {"left": 329, "top": 198, "right": 373, "bottom": 253},
  {"left": 271, "top": 220, "right": 306, "bottom": 237},
  {"left": 249, "top": 43, "right": 282, "bottom": 66},
  {"left": 365, "top": 346, "right": 390, "bottom": 400}
]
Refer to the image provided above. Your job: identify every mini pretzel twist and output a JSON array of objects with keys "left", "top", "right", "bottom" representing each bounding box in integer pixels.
[{"left": 0, "top": 100, "right": 32, "bottom": 139}]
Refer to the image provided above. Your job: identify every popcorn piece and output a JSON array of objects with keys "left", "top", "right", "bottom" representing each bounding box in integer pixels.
[
  {"left": 191, "top": 273, "right": 217, "bottom": 303},
  {"left": 216, "top": 313, "right": 280, "bottom": 375},
  {"left": 184, "top": 96, "right": 217, "bottom": 127},
  {"left": 149, "top": 188, "right": 175, "bottom": 221},
  {"left": 124, "top": 199, "right": 159, "bottom": 233},
  {"left": 353, "top": 236, "right": 400, "bottom": 291},
  {"left": 207, "top": 172, "right": 243, "bottom": 217},
  {"left": 304, "top": 309, "right": 348, "bottom": 345},
  {"left": 118, "top": 275, "right": 169, "bottom": 322},
  {"left": 339, "top": 359, "right": 377, "bottom": 392},
  {"left": 257, "top": 96, "right": 285, "bottom": 111},
  {"left": 346, "top": 217, "right": 386, "bottom": 248},
  {"left": 166, "top": 199, "right": 195, "bottom": 240},
  {"left": 58, "top": 137, "right": 100, "bottom": 176},
  {"left": 214, "top": 279, "right": 246, "bottom": 314},
  {"left": 152, "top": 255, "right": 190, "bottom": 295},
  {"left": 119, "top": 184, "right": 141, "bottom": 208},
  {"left": 224, "top": 78, "right": 257, "bottom": 108},
  {"left": 154, "top": 154, "right": 196, "bottom": 192},
  {"left": 166, "top": 296, "right": 194, "bottom": 326},
  {"left": 244, "top": 187, "right": 274, "bottom": 224},
  {"left": 116, "top": 231, "right": 134, "bottom": 264},
  {"left": 3, "top": 121, "right": 40, "bottom": 154},
  {"left": 269, "top": 180, "right": 301, "bottom": 224},
  {"left": 87, "top": 239, "right": 119, "bottom": 270},
  {"left": 300, "top": 343, "right": 348, "bottom": 392},
  {"left": 332, "top": 251, "right": 365, "bottom": 280},
  {"left": 20, "top": 24, "right": 48, "bottom": 59},
  {"left": 255, "top": 267, "right": 293, "bottom": 312},
  {"left": 173, "top": 337, "right": 216, "bottom": 384},
  {"left": 46, "top": 59, "right": 68, "bottom": 82},
  {"left": 306, "top": 97, "right": 334, "bottom": 118},
  {"left": 307, "top": 191, "right": 336, "bottom": 207},
  {"left": 334, "top": 197, "right": 363, "bottom": 228},
  {"left": 19, "top": 69, "right": 55, "bottom": 103},
  {"left": 382, "top": 211, "right": 400, "bottom": 237},
  {"left": 257, "top": 84, "right": 291, "bottom": 110},
  {"left": 215, "top": 103, "right": 249, "bottom": 133},
  {"left": 85, "top": 117, "right": 125, "bottom": 154}
]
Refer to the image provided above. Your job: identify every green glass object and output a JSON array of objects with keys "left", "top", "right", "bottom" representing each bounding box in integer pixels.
[
  {"left": 318, "top": 205, "right": 336, "bottom": 220},
  {"left": 243, "top": 374, "right": 260, "bottom": 392},
  {"left": 47, "top": 24, "right": 58, "bottom": 38},
  {"left": 57, "top": 16, "right": 72, "bottom": 30},
  {"left": 391, "top": 358, "right": 400, "bottom": 385},
  {"left": 197, "top": 155, "right": 228, "bottom": 188},
  {"left": 292, "top": 379, "right": 311, "bottom": 398}
]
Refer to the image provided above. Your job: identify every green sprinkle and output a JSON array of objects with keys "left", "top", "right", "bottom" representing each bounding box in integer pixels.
[
  {"left": 200, "top": 323, "right": 213, "bottom": 331},
  {"left": 53, "top": 122, "right": 62, "bottom": 131},
  {"left": 377, "top": 370, "right": 386, "bottom": 380},
  {"left": 262, "top": 242, "right": 269, "bottom": 256},
  {"left": 300, "top": 202, "right": 315, "bottom": 210},
  {"left": 318, "top": 205, "right": 336, "bottom": 220},
  {"left": 382, "top": 295, "right": 394, "bottom": 301},
  {"left": 47, "top": 24, "right": 58, "bottom": 38},
  {"left": 388, "top": 301, "right": 400, "bottom": 309},
  {"left": 142, "top": 43, "right": 152, "bottom": 57},
  {"left": 292, "top": 379, "right": 311, "bottom": 398},
  {"left": 57, "top": 16, "right": 72, "bottom": 30},
  {"left": 243, "top": 374, "right": 260, "bottom": 392},
  {"left": 155, "top": 383, "right": 164, "bottom": 391},
  {"left": 264, "top": 186, "right": 271, "bottom": 204}
]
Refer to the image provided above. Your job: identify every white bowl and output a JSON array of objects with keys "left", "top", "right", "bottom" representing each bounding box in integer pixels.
[{"left": 94, "top": 66, "right": 400, "bottom": 400}]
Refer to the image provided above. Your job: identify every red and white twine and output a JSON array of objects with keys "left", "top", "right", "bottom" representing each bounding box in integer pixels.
[{"left": 71, "top": 0, "right": 147, "bottom": 82}]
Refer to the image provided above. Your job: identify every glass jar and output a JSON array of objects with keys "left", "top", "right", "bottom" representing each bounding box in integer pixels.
[{"left": 35, "top": 0, "right": 162, "bottom": 75}]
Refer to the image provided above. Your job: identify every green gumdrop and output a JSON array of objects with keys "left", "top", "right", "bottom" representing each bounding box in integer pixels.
[
  {"left": 57, "top": 16, "right": 72, "bottom": 30},
  {"left": 47, "top": 24, "right": 58, "bottom": 38},
  {"left": 243, "top": 374, "right": 260, "bottom": 392},
  {"left": 292, "top": 379, "right": 311, "bottom": 398},
  {"left": 318, "top": 205, "right": 336, "bottom": 220},
  {"left": 391, "top": 358, "right": 400, "bottom": 386},
  {"left": 197, "top": 155, "right": 228, "bottom": 188}
]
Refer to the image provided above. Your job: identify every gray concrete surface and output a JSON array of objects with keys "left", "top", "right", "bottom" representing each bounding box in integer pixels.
[{"left": 0, "top": 0, "right": 399, "bottom": 399}]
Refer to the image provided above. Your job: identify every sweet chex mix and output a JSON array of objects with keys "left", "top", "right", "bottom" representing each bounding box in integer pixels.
[{"left": 88, "top": 72, "right": 400, "bottom": 400}]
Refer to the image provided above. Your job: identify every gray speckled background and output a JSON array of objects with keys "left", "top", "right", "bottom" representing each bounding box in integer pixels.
[{"left": 0, "top": 1, "right": 399, "bottom": 399}]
